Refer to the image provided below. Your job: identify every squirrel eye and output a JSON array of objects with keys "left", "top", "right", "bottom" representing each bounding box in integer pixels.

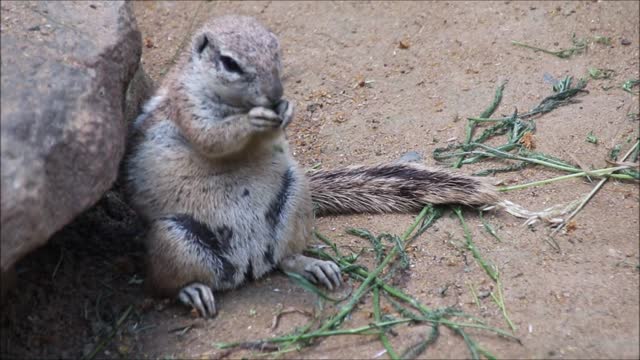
[{"left": 219, "top": 55, "right": 243, "bottom": 74}]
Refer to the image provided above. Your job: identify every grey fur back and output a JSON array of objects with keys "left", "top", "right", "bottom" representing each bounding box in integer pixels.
[{"left": 308, "top": 163, "right": 498, "bottom": 215}]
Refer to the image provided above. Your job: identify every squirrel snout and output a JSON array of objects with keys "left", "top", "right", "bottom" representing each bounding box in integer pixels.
[
  {"left": 253, "top": 80, "right": 283, "bottom": 109},
  {"left": 265, "top": 80, "right": 283, "bottom": 104},
  {"left": 261, "top": 70, "right": 283, "bottom": 105}
]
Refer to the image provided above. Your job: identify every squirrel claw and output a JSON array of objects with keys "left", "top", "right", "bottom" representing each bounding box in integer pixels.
[
  {"left": 178, "top": 283, "right": 217, "bottom": 318},
  {"left": 276, "top": 99, "right": 294, "bottom": 129},
  {"left": 304, "top": 260, "right": 342, "bottom": 290}
]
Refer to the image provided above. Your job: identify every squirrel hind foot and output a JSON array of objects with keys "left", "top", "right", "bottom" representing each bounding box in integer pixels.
[{"left": 178, "top": 282, "right": 217, "bottom": 318}]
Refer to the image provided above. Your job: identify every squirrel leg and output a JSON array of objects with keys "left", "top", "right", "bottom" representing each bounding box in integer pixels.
[
  {"left": 145, "top": 214, "right": 239, "bottom": 318},
  {"left": 278, "top": 254, "right": 342, "bottom": 290}
]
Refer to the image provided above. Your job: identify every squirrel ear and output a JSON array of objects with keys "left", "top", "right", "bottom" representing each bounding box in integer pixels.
[{"left": 192, "top": 33, "right": 213, "bottom": 56}]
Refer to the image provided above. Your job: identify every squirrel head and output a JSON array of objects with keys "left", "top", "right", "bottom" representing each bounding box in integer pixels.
[{"left": 184, "top": 15, "right": 283, "bottom": 110}]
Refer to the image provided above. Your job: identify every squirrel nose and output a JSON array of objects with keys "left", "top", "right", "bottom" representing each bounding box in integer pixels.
[{"left": 266, "top": 79, "right": 283, "bottom": 104}]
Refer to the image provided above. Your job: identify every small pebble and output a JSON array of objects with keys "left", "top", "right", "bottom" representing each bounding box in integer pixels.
[{"left": 397, "top": 150, "right": 423, "bottom": 163}]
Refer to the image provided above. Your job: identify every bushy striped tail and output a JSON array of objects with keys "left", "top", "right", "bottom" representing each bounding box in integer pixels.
[{"left": 308, "top": 163, "right": 498, "bottom": 216}]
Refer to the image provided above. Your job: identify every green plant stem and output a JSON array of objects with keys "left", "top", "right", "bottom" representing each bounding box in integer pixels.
[
  {"left": 273, "top": 320, "right": 316, "bottom": 356},
  {"left": 479, "top": 211, "right": 503, "bottom": 242},
  {"left": 455, "top": 120, "right": 478, "bottom": 169},
  {"left": 490, "top": 278, "right": 516, "bottom": 332},
  {"left": 498, "top": 165, "right": 633, "bottom": 192},
  {"left": 309, "top": 244, "right": 433, "bottom": 316},
  {"left": 317, "top": 206, "right": 431, "bottom": 333},
  {"left": 220, "top": 242, "right": 519, "bottom": 355},
  {"left": 314, "top": 231, "right": 343, "bottom": 257},
  {"left": 475, "top": 144, "right": 583, "bottom": 172},
  {"left": 373, "top": 287, "right": 399, "bottom": 360},
  {"left": 462, "top": 144, "right": 521, "bottom": 165},
  {"left": 466, "top": 117, "right": 511, "bottom": 122},
  {"left": 471, "top": 144, "right": 634, "bottom": 180},
  {"left": 468, "top": 282, "right": 481, "bottom": 308},
  {"left": 251, "top": 346, "right": 301, "bottom": 359},
  {"left": 315, "top": 243, "right": 518, "bottom": 341},
  {"left": 550, "top": 141, "right": 639, "bottom": 236},
  {"left": 511, "top": 40, "right": 553, "bottom": 52},
  {"left": 217, "top": 314, "right": 520, "bottom": 351},
  {"left": 454, "top": 82, "right": 506, "bottom": 168},
  {"left": 452, "top": 325, "right": 480, "bottom": 360},
  {"left": 436, "top": 319, "right": 517, "bottom": 340},
  {"left": 401, "top": 325, "right": 440, "bottom": 359},
  {"left": 477, "top": 346, "right": 498, "bottom": 360},
  {"left": 217, "top": 318, "right": 414, "bottom": 349},
  {"left": 453, "top": 208, "right": 499, "bottom": 282},
  {"left": 388, "top": 286, "right": 518, "bottom": 342},
  {"left": 275, "top": 207, "right": 519, "bottom": 358},
  {"left": 511, "top": 40, "right": 585, "bottom": 59}
]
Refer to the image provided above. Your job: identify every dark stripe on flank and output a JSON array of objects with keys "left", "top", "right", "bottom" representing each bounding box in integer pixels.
[
  {"left": 164, "top": 214, "right": 237, "bottom": 283},
  {"left": 243, "top": 261, "right": 255, "bottom": 282},
  {"left": 263, "top": 243, "right": 276, "bottom": 266},
  {"left": 265, "top": 168, "right": 295, "bottom": 230}
]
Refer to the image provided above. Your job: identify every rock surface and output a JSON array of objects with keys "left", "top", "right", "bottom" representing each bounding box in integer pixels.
[{"left": 0, "top": 1, "right": 142, "bottom": 272}]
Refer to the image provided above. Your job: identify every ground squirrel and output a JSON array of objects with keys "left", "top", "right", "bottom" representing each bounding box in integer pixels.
[{"left": 124, "top": 15, "right": 497, "bottom": 318}]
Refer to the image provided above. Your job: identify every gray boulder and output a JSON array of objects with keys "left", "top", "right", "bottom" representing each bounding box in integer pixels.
[{"left": 1, "top": 1, "right": 143, "bottom": 273}]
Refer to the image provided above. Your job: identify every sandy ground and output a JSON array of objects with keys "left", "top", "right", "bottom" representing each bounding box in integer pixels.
[{"left": 2, "top": 1, "right": 639, "bottom": 359}]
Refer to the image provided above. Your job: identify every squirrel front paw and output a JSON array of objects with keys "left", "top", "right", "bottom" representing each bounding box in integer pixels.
[{"left": 249, "top": 106, "right": 283, "bottom": 131}]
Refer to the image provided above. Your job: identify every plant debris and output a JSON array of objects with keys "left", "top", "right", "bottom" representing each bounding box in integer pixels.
[
  {"left": 433, "top": 75, "right": 638, "bottom": 246},
  {"left": 270, "top": 307, "right": 313, "bottom": 331},
  {"left": 83, "top": 306, "right": 133, "bottom": 360},
  {"left": 593, "top": 35, "right": 612, "bottom": 45},
  {"left": 434, "top": 76, "right": 589, "bottom": 178},
  {"left": 519, "top": 132, "right": 535, "bottom": 149},
  {"left": 512, "top": 34, "right": 587, "bottom": 59},
  {"left": 398, "top": 39, "right": 410, "bottom": 49},
  {"left": 622, "top": 79, "right": 640, "bottom": 94},
  {"left": 144, "top": 37, "right": 155, "bottom": 48},
  {"left": 588, "top": 68, "right": 614, "bottom": 80},
  {"left": 216, "top": 206, "right": 519, "bottom": 359}
]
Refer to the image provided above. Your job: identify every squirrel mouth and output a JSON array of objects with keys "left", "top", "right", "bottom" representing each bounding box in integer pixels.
[{"left": 249, "top": 97, "right": 280, "bottom": 110}]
